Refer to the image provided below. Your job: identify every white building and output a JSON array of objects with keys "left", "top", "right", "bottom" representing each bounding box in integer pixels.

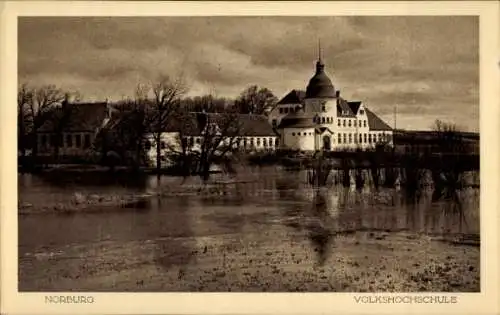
[
  {"left": 143, "top": 112, "right": 279, "bottom": 167},
  {"left": 268, "top": 54, "right": 393, "bottom": 151}
]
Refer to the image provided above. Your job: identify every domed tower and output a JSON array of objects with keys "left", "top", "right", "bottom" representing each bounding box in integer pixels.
[
  {"left": 305, "top": 57, "right": 336, "bottom": 99},
  {"left": 302, "top": 41, "right": 340, "bottom": 151},
  {"left": 303, "top": 41, "right": 340, "bottom": 120}
]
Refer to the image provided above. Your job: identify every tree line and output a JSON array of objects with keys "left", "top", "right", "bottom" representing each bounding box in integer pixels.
[{"left": 18, "top": 75, "right": 278, "bottom": 181}]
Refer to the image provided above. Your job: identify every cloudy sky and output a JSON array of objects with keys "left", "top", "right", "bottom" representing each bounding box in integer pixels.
[{"left": 18, "top": 16, "right": 478, "bottom": 131}]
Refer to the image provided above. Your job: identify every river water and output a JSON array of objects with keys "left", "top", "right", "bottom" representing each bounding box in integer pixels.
[{"left": 17, "top": 167, "right": 480, "bottom": 291}]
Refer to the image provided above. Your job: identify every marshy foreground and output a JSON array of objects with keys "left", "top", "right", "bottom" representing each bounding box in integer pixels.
[{"left": 18, "top": 167, "right": 479, "bottom": 292}]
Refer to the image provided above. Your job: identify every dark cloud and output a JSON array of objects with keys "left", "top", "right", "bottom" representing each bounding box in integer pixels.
[{"left": 18, "top": 16, "right": 479, "bottom": 131}]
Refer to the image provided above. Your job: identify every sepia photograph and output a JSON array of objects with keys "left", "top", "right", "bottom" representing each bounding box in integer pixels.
[{"left": 15, "top": 14, "right": 482, "bottom": 294}]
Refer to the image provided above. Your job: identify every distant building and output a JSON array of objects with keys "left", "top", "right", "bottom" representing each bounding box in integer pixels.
[
  {"left": 37, "top": 101, "right": 112, "bottom": 158},
  {"left": 268, "top": 52, "right": 393, "bottom": 151},
  {"left": 143, "top": 112, "right": 279, "bottom": 167}
]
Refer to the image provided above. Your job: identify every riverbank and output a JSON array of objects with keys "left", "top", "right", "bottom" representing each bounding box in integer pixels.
[
  {"left": 18, "top": 149, "right": 480, "bottom": 174},
  {"left": 18, "top": 229, "right": 479, "bottom": 292}
]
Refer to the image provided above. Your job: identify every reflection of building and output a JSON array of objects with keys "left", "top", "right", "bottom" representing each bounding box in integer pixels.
[
  {"left": 268, "top": 49, "right": 393, "bottom": 151},
  {"left": 143, "top": 112, "right": 279, "bottom": 167},
  {"left": 37, "top": 101, "right": 112, "bottom": 158}
]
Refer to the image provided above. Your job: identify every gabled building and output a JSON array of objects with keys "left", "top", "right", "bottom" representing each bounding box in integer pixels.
[
  {"left": 37, "top": 101, "right": 113, "bottom": 157},
  {"left": 268, "top": 51, "right": 393, "bottom": 151},
  {"left": 143, "top": 112, "right": 279, "bottom": 167}
]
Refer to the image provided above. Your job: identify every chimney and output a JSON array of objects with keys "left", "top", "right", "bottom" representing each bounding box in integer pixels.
[{"left": 336, "top": 90, "right": 340, "bottom": 106}]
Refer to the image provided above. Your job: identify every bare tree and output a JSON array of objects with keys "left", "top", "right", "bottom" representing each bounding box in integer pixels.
[
  {"left": 235, "top": 85, "right": 278, "bottom": 115},
  {"left": 432, "top": 119, "right": 464, "bottom": 154},
  {"left": 195, "top": 109, "right": 243, "bottom": 182},
  {"left": 99, "top": 88, "right": 149, "bottom": 171},
  {"left": 20, "top": 84, "right": 66, "bottom": 165},
  {"left": 18, "top": 84, "right": 33, "bottom": 160},
  {"left": 166, "top": 97, "right": 243, "bottom": 183},
  {"left": 147, "top": 75, "right": 188, "bottom": 179}
]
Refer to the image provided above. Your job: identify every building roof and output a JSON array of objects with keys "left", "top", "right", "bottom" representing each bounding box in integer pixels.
[
  {"left": 278, "top": 112, "right": 316, "bottom": 129},
  {"left": 337, "top": 99, "right": 356, "bottom": 117},
  {"left": 366, "top": 109, "right": 393, "bottom": 131},
  {"left": 276, "top": 89, "right": 306, "bottom": 105},
  {"left": 38, "top": 102, "right": 109, "bottom": 133},
  {"left": 305, "top": 60, "right": 336, "bottom": 99},
  {"left": 151, "top": 112, "right": 279, "bottom": 137},
  {"left": 347, "top": 101, "right": 362, "bottom": 115}
]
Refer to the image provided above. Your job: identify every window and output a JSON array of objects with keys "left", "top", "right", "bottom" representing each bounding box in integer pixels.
[
  {"left": 196, "top": 137, "right": 201, "bottom": 144},
  {"left": 263, "top": 138, "right": 267, "bottom": 147},
  {"left": 250, "top": 138, "right": 254, "bottom": 146},
  {"left": 322, "top": 105, "right": 326, "bottom": 112},
  {"left": 343, "top": 133, "right": 347, "bottom": 143},
  {"left": 322, "top": 117, "right": 325, "bottom": 123},
  {"left": 359, "top": 120, "right": 362, "bottom": 127},
  {"left": 243, "top": 138, "right": 247, "bottom": 147},
  {"left": 75, "top": 134, "right": 81, "bottom": 148},
  {"left": 359, "top": 134, "right": 363, "bottom": 143},
  {"left": 338, "top": 119, "right": 341, "bottom": 127},
  {"left": 279, "top": 108, "right": 283, "bottom": 114},
  {"left": 364, "top": 134, "right": 367, "bottom": 143},
  {"left": 378, "top": 134, "right": 382, "bottom": 142},
  {"left": 188, "top": 137, "right": 194, "bottom": 146},
  {"left": 269, "top": 138, "right": 273, "bottom": 146},
  {"left": 348, "top": 120, "right": 351, "bottom": 127},
  {"left": 145, "top": 140, "right": 151, "bottom": 150},
  {"left": 275, "top": 138, "right": 279, "bottom": 146},
  {"left": 348, "top": 133, "right": 352, "bottom": 144},
  {"left": 161, "top": 141, "right": 166, "bottom": 149},
  {"left": 338, "top": 134, "right": 342, "bottom": 143},
  {"left": 363, "top": 120, "right": 367, "bottom": 128},
  {"left": 84, "top": 134, "right": 91, "bottom": 149},
  {"left": 256, "top": 138, "right": 261, "bottom": 146},
  {"left": 66, "top": 134, "right": 73, "bottom": 147},
  {"left": 368, "top": 134, "right": 372, "bottom": 143},
  {"left": 292, "top": 132, "right": 295, "bottom": 136},
  {"left": 272, "top": 119, "right": 277, "bottom": 127},
  {"left": 309, "top": 132, "right": 312, "bottom": 136},
  {"left": 360, "top": 109, "right": 364, "bottom": 115},
  {"left": 342, "top": 119, "right": 346, "bottom": 127},
  {"left": 354, "top": 120, "right": 357, "bottom": 127}
]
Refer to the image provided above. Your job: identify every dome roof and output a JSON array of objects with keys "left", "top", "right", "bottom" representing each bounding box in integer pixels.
[{"left": 305, "top": 60, "right": 336, "bottom": 99}]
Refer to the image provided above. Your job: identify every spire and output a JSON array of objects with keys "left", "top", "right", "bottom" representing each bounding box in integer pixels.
[
  {"left": 318, "top": 38, "right": 322, "bottom": 63},
  {"left": 315, "top": 38, "right": 325, "bottom": 74}
]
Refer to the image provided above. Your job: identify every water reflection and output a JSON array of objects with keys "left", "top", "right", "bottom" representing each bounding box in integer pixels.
[
  {"left": 18, "top": 169, "right": 479, "bottom": 267},
  {"left": 153, "top": 196, "right": 197, "bottom": 271},
  {"left": 308, "top": 190, "right": 335, "bottom": 266}
]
